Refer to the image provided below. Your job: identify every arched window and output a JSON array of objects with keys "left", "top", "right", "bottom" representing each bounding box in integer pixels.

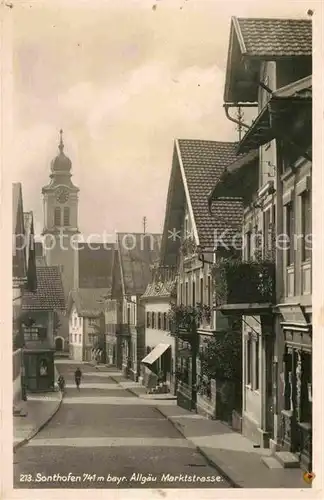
[
  {"left": 54, "top": 207, "right": 61, "bottom": 226},
  {"left": 63, "top": 207, "right": 70, "bottom": 226}
]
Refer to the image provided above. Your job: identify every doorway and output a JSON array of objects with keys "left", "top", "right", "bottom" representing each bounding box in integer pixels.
[{"left": 55, "top": 337, "right": 64, "bottom": 351}]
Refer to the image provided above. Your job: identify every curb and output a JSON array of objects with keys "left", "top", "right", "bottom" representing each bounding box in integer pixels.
[
  {"left": 154, "top": 406, "right": 241, "bottom": 489},
  {"left": 109, "top": 374, "right": 176, "bottom": 400},
  {"left": 13, "top": 392, "right": 63, "bottom": 453},
  {"left": 109, "top": 375, "right": 141, "bottom": 398}
]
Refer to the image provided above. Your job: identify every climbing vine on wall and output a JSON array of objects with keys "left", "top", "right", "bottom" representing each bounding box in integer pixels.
[{"left": 198, "top": 327, "right": 242, "bottom": 382}]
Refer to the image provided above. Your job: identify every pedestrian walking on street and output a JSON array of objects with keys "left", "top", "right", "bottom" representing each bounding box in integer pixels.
[
  {"left": 58, "top": 374, "right": 65, "bottom": 393},
  {"left": 74, "top": 367, "right": 82, "bottom": 390}
]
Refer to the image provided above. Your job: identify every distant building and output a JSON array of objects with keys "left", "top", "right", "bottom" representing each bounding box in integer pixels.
[
  {"left": 105, "top": 233, "right": 161, "bottom": 381},
  {"left": 140, "top": 264, "right": 177, "bottom": 394},
  {"left": 67, "top": 288, "right": 108, "bottom": 362},
  {"left": 78, "top": 242, "right": 115, "bottom": 289}
]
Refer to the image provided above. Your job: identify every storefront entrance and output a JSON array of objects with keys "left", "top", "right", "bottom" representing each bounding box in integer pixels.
[
  {"left": 281, "top": 332, "right": 312, "bottom": 470},
  {"left": 176, "top": 339, "right": 195, "bottom": 411}
]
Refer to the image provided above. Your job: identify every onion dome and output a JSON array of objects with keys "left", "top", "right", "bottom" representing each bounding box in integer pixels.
[{"left": 50, "top": 129, "right": 72, "bottom": 173}]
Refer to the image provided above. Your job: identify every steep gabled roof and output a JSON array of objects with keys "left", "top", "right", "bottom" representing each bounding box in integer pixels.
[
  {"left": 12, "top": 183, "right": 27, "bottom": 283},
  {"left": 160, "top": 140, "right": 245, "bottom": 260},
  {"left": 224, "top": 17, "right": 312, "bottom": 103},
  {"left": 12, "top": 183, "right": 23, "bottom": 237},
  {"left": 67, "top": 288, "right": 110, "bottom": 318},
  {"left": 78, "top": 242, "right": 115, "bottom": 289},
  {"left": 177, "top": 139, "right": 244, "bottom": 248},
  {"left": 22, "top": 266, "right": 65, "bottom": 311},
  {"left": 117, "top": 233, "right": 162, "bottom": 296}
]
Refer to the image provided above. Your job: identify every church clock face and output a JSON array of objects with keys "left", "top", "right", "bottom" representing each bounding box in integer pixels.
[{"left": 56, "top": 187, "right": 69, "bottom": 204}]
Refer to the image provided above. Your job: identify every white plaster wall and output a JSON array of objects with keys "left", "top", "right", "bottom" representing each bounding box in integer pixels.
[
  {"left": 242, "top": 316, "right": 262, "bottom": 427},
  {"left": 13, "top": 375, "right": 21, "bottom": 404},
  {"left": 69, "top": 306, "right": 83, "bottom": 356},
  {"left": 145, "top": 301, "right": 173, "bottom": 345},
  {"left": 144, "top": 300, "right": 175, "bottom": 357}
]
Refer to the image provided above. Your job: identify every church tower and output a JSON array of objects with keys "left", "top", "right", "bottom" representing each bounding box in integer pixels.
[{"left": 42, "top": 130, "right": 79, "bottom": 298}]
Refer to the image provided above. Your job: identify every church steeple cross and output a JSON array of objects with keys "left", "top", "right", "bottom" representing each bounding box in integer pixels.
[{"left": 59, "top": 129, "right": 64, "bottom": 153}]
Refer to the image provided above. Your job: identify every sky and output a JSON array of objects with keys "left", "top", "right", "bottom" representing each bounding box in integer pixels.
[{"left": 11, "top": 0, "right": 314, "bottom": 240}]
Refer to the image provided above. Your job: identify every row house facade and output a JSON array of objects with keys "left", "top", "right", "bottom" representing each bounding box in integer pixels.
[
  {"left": 67, "top": 288, "right": 108, "bottom": 362},
  {"left": 12, "top": 183, "right": 37, "bottom": 409},
  {"left": 105, "top": 233, "right": 161, "bottom": 381},
  {"left": 159, "top": 139, "right": 247, "bottom": 418},
  {"left": 211, "top": 16, "right": 312, "bottom": 470},
  {"left": 21, "top": 265, "right": 66, "bottom": 391}
]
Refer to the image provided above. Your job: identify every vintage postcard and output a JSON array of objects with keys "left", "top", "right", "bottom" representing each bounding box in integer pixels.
[{"left": 1, "top": 0, "right": 323, "bottom": 498}]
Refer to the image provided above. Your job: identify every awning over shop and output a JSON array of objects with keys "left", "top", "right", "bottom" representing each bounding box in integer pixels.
[{"left": 141, "top": 343, "right": 171, "bottom": 366}]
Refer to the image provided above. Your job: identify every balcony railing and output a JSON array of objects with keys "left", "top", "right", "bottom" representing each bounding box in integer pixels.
[
  {"left": 168, "top": 303, "right": 211, "bottom": 340},
  {"left": 213, "top": 259, "right": 275, "bottom": 308}
]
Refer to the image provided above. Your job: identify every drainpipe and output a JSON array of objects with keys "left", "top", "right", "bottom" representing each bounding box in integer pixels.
[
  {"left": 273, "top": 138, "right": 284, "bottom": 449},
  {"left": 223, "top": 104, "right": 252, "bottom": 130}
]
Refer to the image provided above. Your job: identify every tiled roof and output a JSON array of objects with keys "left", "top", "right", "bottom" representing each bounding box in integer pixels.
[
  {"left": 210, "top": 198, "right": 243, "bottom": 248},
  {"left": 235, "top": 18, "right": 312, "bottom": 57},
  {"left": 177, "top": 140, "right": 244, "bottom": 248},
  {"left": 117, "top": 233, "right": 162, "bottom": 295},
  {"left": 12, "top": 183, "right": 24, "bottom": 271},
  {"left": 78, "top": 243, "right": 115, "bottom": 289},
  {"left": 68, "top": 288, "right": 110, "bottom": 318},
  {"left": 22, "top": 266, "right": 65, "bottom": 311},
  {"left": 142, "top": 279, "right": 176, "bottom": 299}
]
